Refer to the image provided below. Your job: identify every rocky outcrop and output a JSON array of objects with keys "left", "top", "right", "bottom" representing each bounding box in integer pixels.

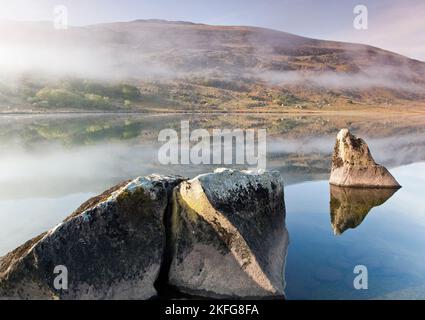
[
  {"left": 329, "top": 129, "right": 401, "bottom": 188},
  {"left": 0, "top": 174, "right": 185, "bottom": 300},
  {"left": 330, "top": 185, "right": 398, "bottom": 235},
  {"left": 0, "top": 169, "right": 288, "bottom": 300},
  {"left": 169, "top": 168, "right": 288, "bottom": 298}
]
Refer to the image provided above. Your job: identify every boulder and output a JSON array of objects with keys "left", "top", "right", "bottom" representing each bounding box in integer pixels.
[
  {"left": 0, "top": 174, "right": 185, "bottom": 300},
  {"left": 330, "top": 185, "right": 398, "bottom": 235},
  {"left": 168, "top": 168, "right": 288, "bottom": 298},
  {"left": 329, "top": 129, "right": 401, "bottom": 188}
]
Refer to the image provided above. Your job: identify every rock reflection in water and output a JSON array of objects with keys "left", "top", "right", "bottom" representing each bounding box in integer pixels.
[{"left": 330, "top": 186, "right": 398, "bottom": 235}]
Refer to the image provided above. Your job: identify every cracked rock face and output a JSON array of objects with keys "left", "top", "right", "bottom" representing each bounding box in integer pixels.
[
  {"left": 169, "top": 168, "right": 288, "bottom": 298},
  {"left": 0, "top": 174, "right": 185, "bottom": 300},
  {"left": 329, "top": 129, "right": 401, "bottom": 188}
]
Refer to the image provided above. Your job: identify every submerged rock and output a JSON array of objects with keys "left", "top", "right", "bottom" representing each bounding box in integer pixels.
[
  {"left": 0, "top": 174, "right": 185, "bottom": 300},
  {"left": 330, "top": 185, "right": 398, "bottom": 235},
  {"left": 329, "top": 129, "right": 401, "bottom": 188},
  {"left": 169, "top": 168, "right": 288, "bottom": 298}
]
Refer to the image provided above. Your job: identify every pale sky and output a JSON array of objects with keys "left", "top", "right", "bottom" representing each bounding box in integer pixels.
[{"left": 0, "top": 0, "right": 424, "bottom": 61}]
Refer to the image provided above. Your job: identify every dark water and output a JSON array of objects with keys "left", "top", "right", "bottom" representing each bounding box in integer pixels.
[{"left": 0, "top": 113, "right": 424, "bottom": 299}]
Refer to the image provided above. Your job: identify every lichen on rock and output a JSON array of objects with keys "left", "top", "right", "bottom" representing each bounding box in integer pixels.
[
  {"left": 0, "top": 168, "right": 289, "bottom": 300},
  {"left": 169, "top": 168, "right": 288, "bottom": 299},
  {"left": 330, "top": 129, "right": 401, "bottom": 188},
  {"left": 0, "top": 174, "right": 186, "bottom": 300}
]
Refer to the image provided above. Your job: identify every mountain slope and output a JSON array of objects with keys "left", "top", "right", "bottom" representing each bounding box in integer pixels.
[{"left": 0, "top": 19, "right": 424, "bottom": 112}]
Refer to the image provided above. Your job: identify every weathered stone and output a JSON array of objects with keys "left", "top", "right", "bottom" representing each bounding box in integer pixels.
[
  {"left": 169, "top": 168, "right": 288, "bottom": 298},
  {"left": 0, "top": 174, "right": 185, "bottom": 300},
  {"left": 329, "top": 129, "right": 401, "bottom": 188},
  {"left": 330, "top": 185, "right": 398, "bottom": 235}
]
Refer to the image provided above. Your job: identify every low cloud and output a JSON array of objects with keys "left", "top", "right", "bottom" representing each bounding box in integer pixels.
[{"left": 255, "top": 67, "right": 425, "bottom": 93}]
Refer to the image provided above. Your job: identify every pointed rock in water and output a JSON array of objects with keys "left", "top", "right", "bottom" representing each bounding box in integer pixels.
[
  {"left": 0, "top": 174, "right": 186, "bottom": 300},
  {"left": 169, "top": 168, "right": 289, "bottom": 298},
  {"left": 330, "top": 185, "right": 398, "bottom": 235},
  {"left": 329, "top": 129, "right": 401, "bottom": 188}
]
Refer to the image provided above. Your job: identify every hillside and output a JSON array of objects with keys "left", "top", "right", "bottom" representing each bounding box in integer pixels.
[{"left": 1, "top": 19, "right": 425, "bottom": 113}]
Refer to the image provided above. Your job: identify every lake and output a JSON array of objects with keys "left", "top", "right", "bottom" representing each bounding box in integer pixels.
[{"left": 0, "top": 113, "right": 424, "bottom": 299}]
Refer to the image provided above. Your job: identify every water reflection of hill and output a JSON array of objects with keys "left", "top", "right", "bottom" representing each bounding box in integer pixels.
[{"left": 1, "top": 113, "right": 425, "bottom": 199}]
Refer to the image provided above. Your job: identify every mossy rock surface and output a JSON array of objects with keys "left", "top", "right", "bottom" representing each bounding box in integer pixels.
[
  {"left": 169, "top": 168, "right": 288, "bottom": 299},
  {"left": 0, "top": 174, "right": 185, "bottom": 300}
]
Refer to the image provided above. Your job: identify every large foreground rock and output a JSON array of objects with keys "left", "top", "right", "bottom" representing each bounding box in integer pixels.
[
  {"left": 329, "top": 129, "right": 401, "bottom": 188},
  {"left": 330, "top": 185, "right": 398, "bottom": 235},
  {"left": 0, "top": 174, "right": 185, "bottom": 300},
  {"left": 169, "top": 168, "right": 288, "bottom": 298}
]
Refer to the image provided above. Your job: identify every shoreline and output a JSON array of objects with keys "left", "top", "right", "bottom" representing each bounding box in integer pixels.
[{"left": 2, "top": 107, "right": 425, "bottom": 117}]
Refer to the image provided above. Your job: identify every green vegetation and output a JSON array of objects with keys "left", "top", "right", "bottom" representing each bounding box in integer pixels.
[
  {"left": 3, "top": 72, "right": 398, "bottom": 113},
  {"left": 2, "top": 77, "right": 142, "bottom": 111},
  {"left": 273, "top": 90, "right": 305, "bottom": 106},
  {"left": 34, "top": 88, "right": 112, "bottom": 109},
  {"left": 32, "top": 81, "right": 142, "bottom": 110}
]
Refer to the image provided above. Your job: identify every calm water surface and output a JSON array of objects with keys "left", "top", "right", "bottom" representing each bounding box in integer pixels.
[
  {"left": 285, "top": 163, "right": 425, "bottom": 299},
  {"left": 0, "top": 113, "right": 424, "bottom": 299}
]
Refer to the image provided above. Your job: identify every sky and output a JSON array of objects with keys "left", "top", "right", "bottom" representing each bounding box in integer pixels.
[{"left": 0, "top": 0, "right": 424, "bottom": 61}]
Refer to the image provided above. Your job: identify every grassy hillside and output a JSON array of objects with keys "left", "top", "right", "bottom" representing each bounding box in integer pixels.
[{"left": 1, "top": 20, "right": 425, "bottom": 113}]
